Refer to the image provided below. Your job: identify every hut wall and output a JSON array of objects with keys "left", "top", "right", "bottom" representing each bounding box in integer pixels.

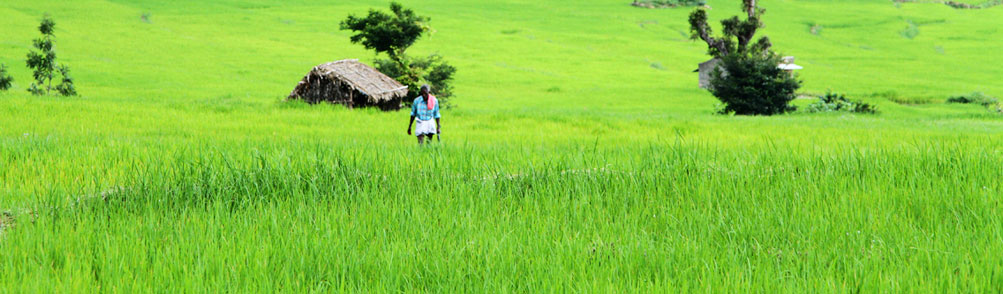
[
  {"left": 295, "top": 74, "right": 370, "bottom": 108},
  {"left": 698, "top": 59, "right": 721, "bottom": 89}
]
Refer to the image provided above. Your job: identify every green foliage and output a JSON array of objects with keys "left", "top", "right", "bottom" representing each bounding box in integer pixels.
[
  {"left": 54, "top": 65, "right": 76, "bottom": 96},
  {"left": 947, "top": 92, "right": 998, "bottom": 107},
  {"left": 340, "top": 2, "right": 429, "bottom": 61},
  {"left": 805, "top": 91, "right": 877, "bottom": 114},
  {"left": 341, "top": 3, "right": 455, "bottom": 107},
  {"left": 373, "top": 54, "right": 455, "bottom": 107},
  {"left": 0, "top": 64, "right": 12, "bottom": 91},
  {"left": 3, "top": 1, "right": 1003, "bottom": 291},
  {"left": 38, "top": 16, "right": 54, "bottom": 35},
  {"left": 5, "top": 126, "right": 1003, "bottom": 292},
  {"left": 710, "top": 52, "right": 801, "bottom": 115},
  {"left": 688, "top": 0, "right": 772, "bottom": 58},
  {"left": 692, "top": 1, "right": 800, "bottom": 115},
  {"left": 25, "top": 15, "right": 75, "bottom": 96},
  {"left": 947, "top": 92, "right": 1002, "bottom": 114}
]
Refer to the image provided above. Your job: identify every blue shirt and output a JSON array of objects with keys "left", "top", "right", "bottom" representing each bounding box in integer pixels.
[{"left": 410, "top": 97, "right": 440, "bottom": 121}]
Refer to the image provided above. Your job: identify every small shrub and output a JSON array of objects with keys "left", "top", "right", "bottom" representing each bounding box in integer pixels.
[
  {"left": 947, "top": 92, "right": 997, "bottom": 107},
  {"left": 54, "top": 65, "right": 76, "bottom": 96},
  {"left": 0, "top": 64, "right": 12, "bottom": 91},
  {"left": 947, "top": 92, "right": 1002, "bottom": 115},
  {"left": 805, "top": 91, "right": 877, "bottom": 114},
  {"left": 26, "top": 15, "right": 76, "bottom": 96}
]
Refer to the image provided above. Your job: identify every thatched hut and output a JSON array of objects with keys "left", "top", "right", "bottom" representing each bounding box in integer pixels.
[{"left": 288, "top": 59, "right": 408, "bottom": 110}]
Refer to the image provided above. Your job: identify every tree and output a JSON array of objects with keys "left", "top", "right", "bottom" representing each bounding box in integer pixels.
[
  {"left": 340, "top": 3, "right": 427, "bottom": 86},
  {"left": 688, "top": 0, "right": 772, "bottom": 58},
  {"left": 340, "top": 3, "right": 427, "bottom": 65},
  {"left": 341, "top": 2, "right": 455, "bottom": 106},
  {"left": 710, "top": 53, "right": 799, "bottom": 115},
  {"left": 26, "top": 15, "right": 75, "bottom": 96},
  {"left": 689, "top": 0, "right": 798, "bottom": 115},
  {"left": 0, "top": 64, "right": 12, "bottom": 91}
]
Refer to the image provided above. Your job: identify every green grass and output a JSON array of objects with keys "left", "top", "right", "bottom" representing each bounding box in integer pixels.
[{"left": 2, "top": 0, "right": 1003, "bottom": 292}]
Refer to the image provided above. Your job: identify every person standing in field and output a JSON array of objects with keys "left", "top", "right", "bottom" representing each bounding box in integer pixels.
[{"left": 407, "top": 84, "right": 441, "bottom": 144}]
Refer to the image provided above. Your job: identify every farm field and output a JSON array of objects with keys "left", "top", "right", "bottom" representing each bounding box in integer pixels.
[{"left": 2, "top": 0, "right": 1003, "bottom": 292}]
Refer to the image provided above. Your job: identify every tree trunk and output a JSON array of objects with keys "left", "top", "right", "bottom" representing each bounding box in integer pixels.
[{"left": 690, "top": 10, "right": 730, "bottom": 57}]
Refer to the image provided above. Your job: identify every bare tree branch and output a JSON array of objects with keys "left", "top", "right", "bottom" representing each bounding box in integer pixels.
[{"left": 689, "top": 9, "right": 731, "bottom": 57}]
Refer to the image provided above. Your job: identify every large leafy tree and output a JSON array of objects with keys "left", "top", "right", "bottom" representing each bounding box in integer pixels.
[
  {"left": 340, "top": 3, "right": 455, "bottom": 106},
  {"left": 688, "top": 0, "right": 799, "bottom": 115},
  {"left": 341, "top": 3, "right": 428, "bottom": 83},
  {"left": 340, "top": 2, "right": 427, "bottom": 63}
]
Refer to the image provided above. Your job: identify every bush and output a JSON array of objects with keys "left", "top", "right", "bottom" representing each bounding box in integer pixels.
[
  {"left": 947, "top": 92, "right": 997, "bottom": 107},
  {"left": 54, "top": 65, "right": 76, "bottom": 96},
  {"left": 0, "top": 64, "right": 12, "bottom": 91},
  {"left": 374, "top": 54, "right": 455, "bottom": 108},
  {"left": 710, "top": 52, "right": 801, "bottom": 115},
  {"left": 947, "top": 92, "right": 1002, "bottom": 115},
  {"left": 805, "top": 91, "right": 877, "bottom": 114}
]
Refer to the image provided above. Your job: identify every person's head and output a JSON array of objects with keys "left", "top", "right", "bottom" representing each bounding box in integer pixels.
[{"left": 420, "top": 84, "right": 430, "bottom": 98}]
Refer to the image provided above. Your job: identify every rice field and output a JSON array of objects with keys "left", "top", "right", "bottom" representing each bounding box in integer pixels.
[{"left": 2, "top": 0, "right": 1003, "bottom": 292}]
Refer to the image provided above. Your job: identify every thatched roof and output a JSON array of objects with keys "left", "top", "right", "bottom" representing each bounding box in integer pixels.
[{"left": 288, "top": 59, "right": 408, "bottom": 103}]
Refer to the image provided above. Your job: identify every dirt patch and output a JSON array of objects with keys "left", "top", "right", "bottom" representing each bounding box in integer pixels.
[
  {"left": 0, "top": 211, "right": 15, "bottom": 237},
  {"left": 0, "top": 187, "right": 126, "bottom": 240}
]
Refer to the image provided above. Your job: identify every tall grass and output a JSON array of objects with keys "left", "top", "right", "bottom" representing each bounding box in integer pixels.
[
  {"left": 2, "top": 0, "right": 1003, "bottom": 292},
  {"left": 3, "top": 139, "right": 1002, "bottom": 292}
]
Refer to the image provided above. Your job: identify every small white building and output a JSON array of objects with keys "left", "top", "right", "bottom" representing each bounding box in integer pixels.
[{"left": 778, "top": 56, "right": 803, "bottom": 74}]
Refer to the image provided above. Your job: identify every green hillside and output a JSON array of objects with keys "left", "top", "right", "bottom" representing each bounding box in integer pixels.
[{"left": 2, "top": 0, "right": 1002, "bottom": 292}]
